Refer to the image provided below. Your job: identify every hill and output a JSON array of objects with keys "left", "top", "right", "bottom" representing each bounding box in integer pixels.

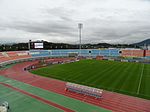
[{"left": 133, "top": 39, "right": 150, "bottom": 46}]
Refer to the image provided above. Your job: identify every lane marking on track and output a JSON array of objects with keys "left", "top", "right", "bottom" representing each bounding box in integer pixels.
[
  {"left": 0, "top": 82, "right": 75, "bottom": 112},
  {"left": 137, "top": 64, "right": 144, "bottom": 94}
]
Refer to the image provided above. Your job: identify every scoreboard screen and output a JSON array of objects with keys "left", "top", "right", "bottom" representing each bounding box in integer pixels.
[{"left": 34, "top": 43, "right": 44, "bottom": 48}]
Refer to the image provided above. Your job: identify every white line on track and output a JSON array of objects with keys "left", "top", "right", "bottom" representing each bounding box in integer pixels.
[{"left": 137, "top": 64, "right": 144, "bottom": 94}]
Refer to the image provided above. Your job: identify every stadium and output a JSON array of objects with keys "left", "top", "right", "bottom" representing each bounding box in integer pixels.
[
  {"left": 1, "top": 0, "right": 150, "bottom": 111},
  {"left": 0, "top": 47, "right": 150, "bottom": 112}
]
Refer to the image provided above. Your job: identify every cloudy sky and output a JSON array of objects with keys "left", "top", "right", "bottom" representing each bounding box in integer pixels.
[{"left": 0, "top": 0, "right": 150, "bottom": 44}]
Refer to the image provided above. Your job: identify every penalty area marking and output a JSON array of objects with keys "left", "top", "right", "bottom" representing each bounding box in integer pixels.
[{"left": 137, "top": 64, "right": 144, "bottom": 94}]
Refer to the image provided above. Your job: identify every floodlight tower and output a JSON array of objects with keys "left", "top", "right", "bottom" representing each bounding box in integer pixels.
[{"left": 78, "top": 23, "right": 83, "bottom": 56}]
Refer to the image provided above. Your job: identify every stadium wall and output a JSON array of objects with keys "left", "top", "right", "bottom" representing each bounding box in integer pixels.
[
  {"left": 1, "top": 49, "right": 150, "bottom": 67},
  {"left": 1, "top": 49, "right": 149, "bottom": 62},
  {"left": 121, "top": 50, "right": 144, "bottom": 57},
  {"left": 146, "top": 50, "right": 150, "bottom": 57},
  {"left": 30, "top": 50, "right": 51, "bottom": 57},
  {"left": 30, "top": 49, "right": 120, "bottom": 57},
  {"left": 0, "top": 51, "right": 31, "bottom": 63}
]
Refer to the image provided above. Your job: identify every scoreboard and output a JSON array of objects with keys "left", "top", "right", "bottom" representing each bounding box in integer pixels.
[
  {"left": 29, "top": 40, "right": 44, "bottom": 49},
  {"left": 34, "top": 43, "right": 43, "bottom": 48}
]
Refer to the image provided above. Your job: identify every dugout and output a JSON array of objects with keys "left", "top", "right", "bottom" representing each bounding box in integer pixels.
[{"left": 65, "top": 82, "right": 103, "bottom": 99}]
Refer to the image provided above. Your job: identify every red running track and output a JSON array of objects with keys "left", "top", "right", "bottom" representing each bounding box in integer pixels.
[
  {"left": 0, "top": 60, "right": 150, "bottom": 112},
  {"left": 0, "top": 82, "right": 75, "bottom": 112}
]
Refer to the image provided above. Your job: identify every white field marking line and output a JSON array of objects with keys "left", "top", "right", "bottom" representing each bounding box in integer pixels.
[{"left": 137, "top": 64, "right": 144, "bottom": 94}]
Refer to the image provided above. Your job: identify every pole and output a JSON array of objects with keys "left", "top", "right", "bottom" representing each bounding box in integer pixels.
[
  {"left": 28, "top": 40, "right": 31, "bottom": 50},
  {"left": 78, "top": 23, "right": 83, "bottom": 56}
]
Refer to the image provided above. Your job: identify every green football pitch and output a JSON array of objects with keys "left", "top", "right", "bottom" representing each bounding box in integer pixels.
[{"left": 31, "top": 59, "right": 150, "bottom": 100}]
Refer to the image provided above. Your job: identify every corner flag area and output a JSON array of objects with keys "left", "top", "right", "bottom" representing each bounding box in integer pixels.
[{"left": 0, "top": 76, "right": 111, "bottom": 112}]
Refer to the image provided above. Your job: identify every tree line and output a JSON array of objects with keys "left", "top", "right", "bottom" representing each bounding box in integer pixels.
[{"left": 0, "top": 41, "right": 139, "bottom": 52}]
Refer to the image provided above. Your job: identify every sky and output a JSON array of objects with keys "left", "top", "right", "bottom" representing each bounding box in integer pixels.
[{"left": 0, "top": 0, "right": 150, "bottom": 44}]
